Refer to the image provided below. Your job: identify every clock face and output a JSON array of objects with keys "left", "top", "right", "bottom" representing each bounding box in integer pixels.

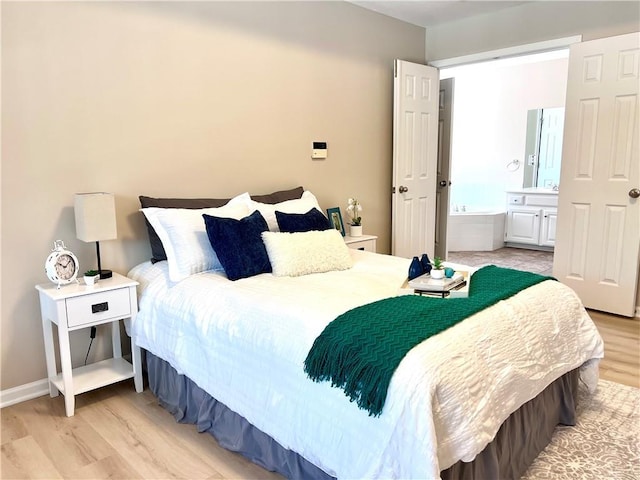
[
  {"left": 55, "top": 254, "right": 77, "bottom": 280},
  {"left": 45, "top": 241, "right": 79, "bottom": 286}
]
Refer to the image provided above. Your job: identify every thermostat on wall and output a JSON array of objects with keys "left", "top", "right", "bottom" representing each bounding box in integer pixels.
[{"left": 312, "top": 142, "right": 327, "bottom": 160}]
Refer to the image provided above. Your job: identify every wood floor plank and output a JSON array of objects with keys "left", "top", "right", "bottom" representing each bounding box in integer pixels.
[
  {"left": 588, "top": 309, "right": 640, "bottom": 388},
  {"left": 0, "top": 408, "right": 28, "bottom": 445},
  {"left": 1, "top": 435, "right": 63, "bottom": 479},
  {"left": 77, "top": 389, "right": 225, "bottom": 479},
  {"left": 65, "top": 454, "right": 143, "bottom": 480},
  {"left": 117, "top": 387, "right": 284, "bottom": 480},
  {"left": 8, "top": 395, "right": 117, "bottom": 477}
]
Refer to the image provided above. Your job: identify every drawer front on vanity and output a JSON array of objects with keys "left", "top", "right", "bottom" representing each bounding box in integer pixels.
[
  {"left": 525, "top": 195, "right": 558, "bottom": 207},
  {"left": 507, "top": 194, "right": 525, "bottom": 206},
  {"left": 65, "top": 288, "right": 131, "bottom": 328}
]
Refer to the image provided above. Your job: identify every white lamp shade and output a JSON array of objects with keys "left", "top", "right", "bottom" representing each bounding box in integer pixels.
[{"left": 74, "top": 192, "right": 117, "bottom": 242}]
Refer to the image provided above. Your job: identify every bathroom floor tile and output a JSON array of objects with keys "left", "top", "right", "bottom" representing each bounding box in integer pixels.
[{"left": 448, "top": 247, "right": 553, "bottom": 276}]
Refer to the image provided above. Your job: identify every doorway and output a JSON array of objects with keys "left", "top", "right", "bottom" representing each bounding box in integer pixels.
[{"left": 440, "top": 49, "right": 569, "bottom": 272}]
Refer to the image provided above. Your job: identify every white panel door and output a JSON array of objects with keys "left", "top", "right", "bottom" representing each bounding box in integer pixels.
[
  {"left": 392, "top": 60, "right": 439, "bottom": 259},
  {"left": 553, "top": 32, "right": 640, "bottom": 317}
]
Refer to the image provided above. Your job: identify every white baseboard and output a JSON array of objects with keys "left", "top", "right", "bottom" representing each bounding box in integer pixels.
[{"left": 0, "top": 378, "right": 49, "bottom": 408}]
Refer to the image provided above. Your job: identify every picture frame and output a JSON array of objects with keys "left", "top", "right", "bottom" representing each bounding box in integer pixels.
[{"left": 326, "top": 207, "right": 345, "bottom": 237}]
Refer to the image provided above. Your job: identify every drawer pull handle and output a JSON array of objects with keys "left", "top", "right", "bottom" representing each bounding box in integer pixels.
[{"left": 91, "top": 302, "right": 109, "bottom": 314}]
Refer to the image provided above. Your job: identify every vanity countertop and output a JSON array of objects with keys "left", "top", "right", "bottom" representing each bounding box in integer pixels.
[{"left": 507, "top": 187, "right": 558, "bottom": 195}]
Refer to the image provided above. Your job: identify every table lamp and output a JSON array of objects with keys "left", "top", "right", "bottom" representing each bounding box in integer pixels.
[{"left": 74, "top": 192, "right": 117, "bottom": 279}]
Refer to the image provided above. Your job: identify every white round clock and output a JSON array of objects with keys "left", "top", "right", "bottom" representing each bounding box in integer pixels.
[{"left": 45, "top": 240, "right": 79, "bottom": 287}]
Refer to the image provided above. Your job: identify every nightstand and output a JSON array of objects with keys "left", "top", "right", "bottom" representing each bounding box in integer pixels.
[
  {"left": 344, "top": 234, "right": 377, "bottom": 252},
  {"left": 36, "top": 272, "right": 143, "bottom": 416}
]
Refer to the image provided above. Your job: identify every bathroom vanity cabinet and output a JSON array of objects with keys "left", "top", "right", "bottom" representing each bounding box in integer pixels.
[{"left": 505, "top": 189, "right": 557, "bottom": 250}]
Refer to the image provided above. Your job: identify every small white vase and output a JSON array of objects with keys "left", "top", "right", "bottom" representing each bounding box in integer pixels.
[
  {"left": 84, "top": 275, "right": 99, "bottom": 286},
  {"left": 349, "top": 225, "right": 363, "bottom": 237},
  {"left": 430, "top": 269, "right": 444, "bottom": 279}
]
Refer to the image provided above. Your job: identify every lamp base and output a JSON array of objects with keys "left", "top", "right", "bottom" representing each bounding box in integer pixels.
[{"left": 99, "top": 269, "right": 113, "bottom": 280}]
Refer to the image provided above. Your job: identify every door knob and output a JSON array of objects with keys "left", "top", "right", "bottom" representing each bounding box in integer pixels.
[
  {"left": 439, "top": 180, "right": 452, "bottom": 187},
  {"left": 629, "top": 188, "right": 640, "bottom": 199},
  {"left": 398, "top": 186, "right": 408, "bottom": 193}
]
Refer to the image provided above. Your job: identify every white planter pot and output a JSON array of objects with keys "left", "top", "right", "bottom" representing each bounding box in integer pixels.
[
  {"left": 84, "top": 275, "right": 99, "bottom": 286},
  {"left": 349, "top": 225, "right": 363, "bottom": 237},
  {"left": 430, "top": 268, "right": 444, "bottom": 279}
]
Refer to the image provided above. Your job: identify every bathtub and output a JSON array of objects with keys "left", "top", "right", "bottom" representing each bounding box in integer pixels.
[{"left": 447, "top": 210, "right": 506, "bottom": 251}]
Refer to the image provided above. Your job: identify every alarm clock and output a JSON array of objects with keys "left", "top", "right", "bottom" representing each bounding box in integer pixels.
[{"left": 45, "top": 240, "right": 80, "bottom": 288}]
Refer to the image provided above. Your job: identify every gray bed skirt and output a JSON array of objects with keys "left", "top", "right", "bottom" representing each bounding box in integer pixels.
[{"left": 146, "top": 351, "right": 578, "bottom": 480}]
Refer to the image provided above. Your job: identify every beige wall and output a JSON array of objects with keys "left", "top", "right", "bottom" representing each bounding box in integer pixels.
[
  {"left": 3, "top": 1, "right": 639, "bottom": 395},
  {"left": 425, "top": 1, "right": 640, "bottom": 61},
  {"left": 1, "top": 2, "right": 425, "bottom": 390}
]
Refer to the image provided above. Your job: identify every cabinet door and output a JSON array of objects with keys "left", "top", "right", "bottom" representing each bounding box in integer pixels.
[
  {"left": 540, "top": 210, "right": 557, "bottom": 247},
  {"left": 506, "top": 209, "right": 540, "bottom": 244}
]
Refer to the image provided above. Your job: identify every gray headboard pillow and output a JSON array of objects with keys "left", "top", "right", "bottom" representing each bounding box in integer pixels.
[{"left": 139, "top": 186, "right": 304, "bottom": 262}]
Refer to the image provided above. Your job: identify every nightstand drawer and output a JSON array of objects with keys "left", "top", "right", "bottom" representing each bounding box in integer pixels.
[
  {"left": 65, "top": 288, "right": 131, "bottom": 328},
  {"left": 347, "top": 239, "right": 376, "bottom": 252},
  {"left": 343, "top": 234, "right": 378, "bottom": 253}
]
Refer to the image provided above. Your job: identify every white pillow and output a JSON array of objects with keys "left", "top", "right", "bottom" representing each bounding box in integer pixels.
[
  {"left": 262, "top": 229, "right": 353, "bottom": 277},
  {"left": 141, "top": 193, "right": 250, "bottom": 282},
  {"left": 248, "top": 190, "right": 322, "bottom": 232}
]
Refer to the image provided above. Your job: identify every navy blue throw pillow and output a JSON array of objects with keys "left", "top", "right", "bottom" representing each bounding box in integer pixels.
[
  {"left": 203, "top": 211, "right": 272, "bottom": 281},
  {"left": 276, "top": 208, "right": 331, "bottom": 233}
]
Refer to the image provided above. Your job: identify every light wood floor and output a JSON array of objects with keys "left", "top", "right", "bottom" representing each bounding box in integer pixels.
[
  {"left": 589, "top": 309, "right": 640, "bottom": 388},
  {"left": 2, "top": 311, "right": 638, "bottom": 479}
]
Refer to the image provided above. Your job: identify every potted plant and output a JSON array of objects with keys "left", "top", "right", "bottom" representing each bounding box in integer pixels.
[
  {"left": 430, "top": 257, "right": 445, "bottom": 279},
  {"left": 346, "top": 197, "right": 363, "bottom": 237},
  {"left": 83, "top": 269, "right": 99, "bottom": 286}
]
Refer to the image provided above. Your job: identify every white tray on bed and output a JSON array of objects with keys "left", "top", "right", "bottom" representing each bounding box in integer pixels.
[{"left": 408, "top": 271, "right": 470, "bottom": 298}]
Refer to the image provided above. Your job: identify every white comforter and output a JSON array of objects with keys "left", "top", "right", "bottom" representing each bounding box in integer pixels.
[{"left": 129, "top": 250, "right": 604, "bottom": 479}]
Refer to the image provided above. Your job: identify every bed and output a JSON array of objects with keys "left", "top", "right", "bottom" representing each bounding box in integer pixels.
[{"left": 129, "top": 187, "right": 604, "bottom": 479}]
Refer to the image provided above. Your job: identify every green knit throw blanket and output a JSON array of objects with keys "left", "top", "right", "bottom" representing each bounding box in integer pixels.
[{"left": 304, "top": 265, "right": 553, "bottom": 416}]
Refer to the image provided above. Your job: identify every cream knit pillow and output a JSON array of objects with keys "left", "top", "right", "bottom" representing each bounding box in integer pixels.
[{"left": 262, "top": 229, "right": 353, "bottom": 277}]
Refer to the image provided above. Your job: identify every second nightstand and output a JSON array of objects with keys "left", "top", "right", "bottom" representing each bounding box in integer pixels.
[
  {"left": 36, "top": 272, "right": 143, "bottom": 417},
  {"left": 344, "top": 234, "right": 377, "bottom": 253}
]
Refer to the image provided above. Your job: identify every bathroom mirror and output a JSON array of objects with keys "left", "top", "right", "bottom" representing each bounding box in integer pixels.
[{"left": 522, "top": 107, "right": 565, "bottom": 189}]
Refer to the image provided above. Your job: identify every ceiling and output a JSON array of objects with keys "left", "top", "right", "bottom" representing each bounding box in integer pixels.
[{"left": 347, "top": 1, "right": 528, "bottom": 27}]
